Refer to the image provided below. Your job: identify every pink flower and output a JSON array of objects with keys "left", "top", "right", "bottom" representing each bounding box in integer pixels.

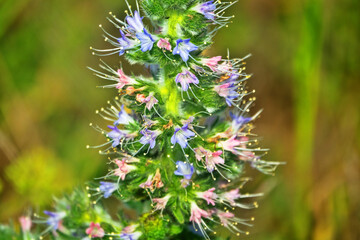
[
  {"left": 222, "top": 189, "right": 241, "bottom": 206},
  {"left": 239, "top": 136, "right": 249, "bottom": 147},
  {"left": 86, "top": 222, "right": 105, "bottom": 238},
  {"left": 153, "top": 195, "right": 171, "bottom": 213},
  {"left": 237, "top": 137, "right": 255, "bottom": 161},
  {"left": 197, "top": 188, "right": 218, "bottom": 206},
  {"left": 205, "top": 150, "right": 224, "bottom": 172},
  {"left": 139, "top": 175, "right": 153, "bottom": 189},
  {"left": 214, "top": 81, "right": 239, "bottom": 106},
  {"left": 139, "top": 169, "right": 164, "bottom": 192},
  {"left": 219, "top": 136, "right": 242, "bottom": 154},
  {"left": 19, "top": 216, "right": 32, "bottom": 232},
  {"left": 189, "top": 202, "right": 211, "bottom": 224},
  {"left": 215, "top": 61, "right": 232, "bottom": 74},
  {"left": 239, "top": 150, "right": 255, "bottom": 161},
  {"left": 214, "top": 82, "right": 231, "bottom": 97},
  {"left": 194, "top": 146, "right": 207, "bottom": 161},
  {"left": 157, "top": 38, "right": 172, "bottom": 51},
  {"left": 189, "top": 202, "right": 214, "bottom": 238},
  {"left": 194, "top": 147, "right": 225, "bottom": 172},
  {"left": 216, "top": 209, "right": 254, "bottom": 234},
  {"left": 136, "top": 94, "right": 146, "bottom": 103},
  {"left": 201, "top": 56, "right": 221, "bottom": 72},
  {"left": 114, "top": 159, "right": 136, "bottom": 180},
  {"left": 120, "top": 154, "right": 140, "bottom": 163},
  {"left": 217, "top": 211, "right": 235, "bottom": 227},
  {"left": 116, "top": 69, "right": 137, "bottom": 89},
  {"left": 143, "top": 93, "right": 158, "bottom": 110}
]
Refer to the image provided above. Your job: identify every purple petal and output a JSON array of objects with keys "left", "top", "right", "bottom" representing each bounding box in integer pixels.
[{"left": 126, "top": 10, "right": 144, "bottom": 32}]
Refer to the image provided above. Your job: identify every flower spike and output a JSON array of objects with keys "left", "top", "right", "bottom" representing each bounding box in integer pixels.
[{"left": 14, "top": 1, "right": 281, "bottom": 239}]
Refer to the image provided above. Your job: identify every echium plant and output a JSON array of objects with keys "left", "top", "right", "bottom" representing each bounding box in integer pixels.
[{"left": 1, "top": 0, "right": 283, "bottom": 239}]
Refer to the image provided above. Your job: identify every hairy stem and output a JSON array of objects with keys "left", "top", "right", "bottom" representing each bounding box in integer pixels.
[
  {"left": 167, "top": 12, "right": 184, "bottom": 38},
  {"left": 160, "top": 66, "right": 181, "bottom": 117}
]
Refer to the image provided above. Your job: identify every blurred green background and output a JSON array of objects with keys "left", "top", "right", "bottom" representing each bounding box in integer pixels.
[{"left": 0, "top": 0, "right": 359, "bottom": 239}]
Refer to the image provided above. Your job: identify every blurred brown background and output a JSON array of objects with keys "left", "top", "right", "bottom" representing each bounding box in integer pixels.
[{"left": 0, "top": 0, "right": 359, "bottom": 239}]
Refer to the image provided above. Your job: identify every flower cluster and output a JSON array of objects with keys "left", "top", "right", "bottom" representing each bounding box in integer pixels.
[{"left": 8, "top": 1, "right": 282, "bottom": 240}]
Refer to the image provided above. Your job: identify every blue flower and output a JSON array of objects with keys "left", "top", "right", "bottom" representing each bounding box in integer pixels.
[
  {"left": 174, "top": 161, "right": 194, "bottom": 180},
  {"left": 43, "top": 211, "right": 66, "bottom": 231},
  {"left": 175, "top": 69, "right": 199, "bottom": 91},
  {"left": 120, "top": 232, "right": 141, "bottom": 240},
  {"left": 139, "top": 129, "right": 160, "bottom": 149},
  {"left": 228, "top": 73, "right": 240, "bottom": 81},
  {"left": 173, "top": 39, "right": 198, "bottom": 62},
  {"left": 107, "top": 125, "right": 128, "bottom": 147},
  {"left": 120, "top": 225, "right": 142, "bottom": 240},
  {"left": 230, "top": 112, "right": 252, "bottom": 132},
  {"left": 136, "top": 28, "right": 155, "bottom": 52},
  {"left": 99, "top": 181, "right": 118, "bottom": 198},
  {"left": 171, "top": 124, "right": 195, "bottom": 148},
  {"left": 142, "top": 116, "right": 158, "bottom": 128},
  {"left": 193, "top": 1, "right": 216, "bottom": 20},
  {"left": 115, "top": 105, "right": 134, "bottom": 125},
  {"left": 126, "top": 10, "right": 144, "bottom": 33},
  {"left": 118, "top": 29, "right": 136, "bottom": 55}
]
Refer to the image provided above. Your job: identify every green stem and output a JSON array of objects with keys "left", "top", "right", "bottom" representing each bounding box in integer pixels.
[
  {"left": 159, "top": 13, "right": 185, "bottom": 117},
  {"left": 159, "top": 66, "right": 180, "bottom": 117},
  {"left": 167, "top": 12, "right": 184, "bottom": 38}
]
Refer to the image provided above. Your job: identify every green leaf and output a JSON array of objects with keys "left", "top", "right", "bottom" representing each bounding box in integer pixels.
[
  {"left": 172, "top": 207, "right": 185, "bottom": 224},
  {"left": 169, "top": 224, "right": 182, "bottom": 235}
]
